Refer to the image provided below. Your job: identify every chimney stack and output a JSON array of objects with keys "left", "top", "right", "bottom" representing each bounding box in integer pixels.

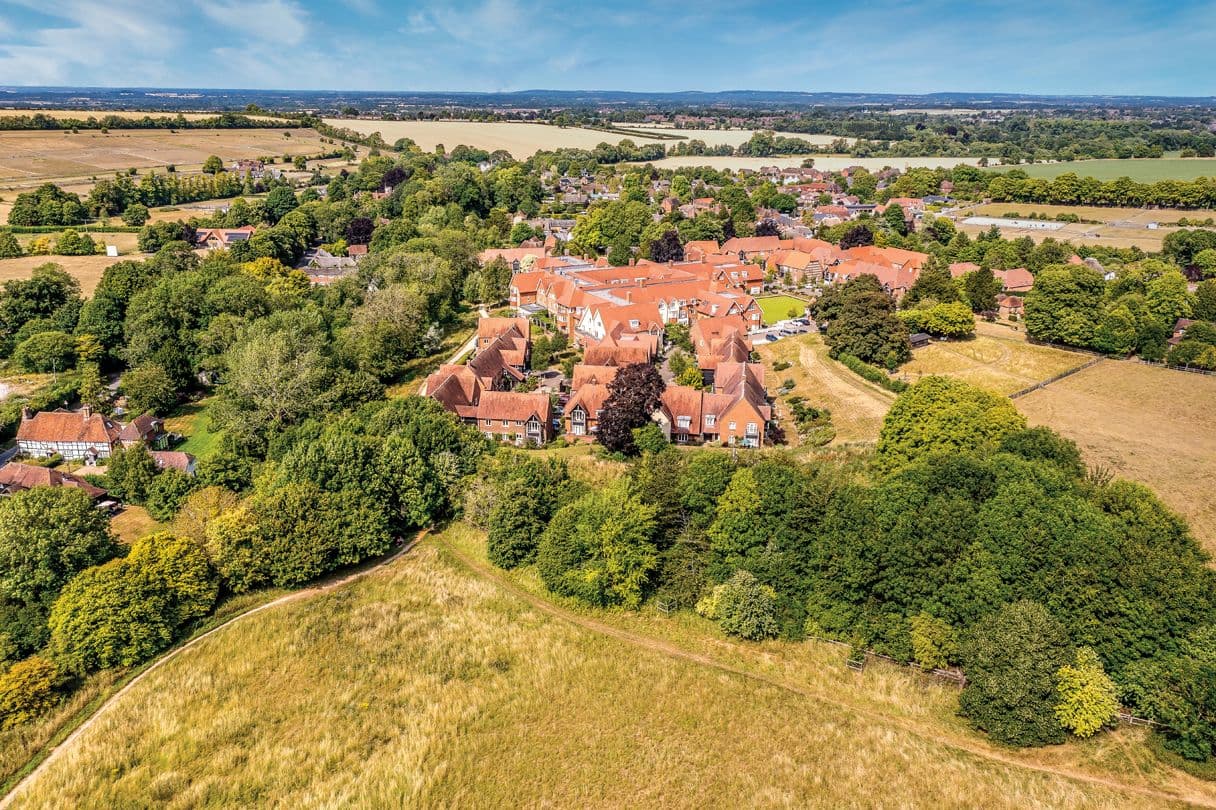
[
  {"left": 80, "top": 404, "right": 92, "bottom": 419},
  {"left": 20, "top": 406, "right": 31, "bottom": 421}
]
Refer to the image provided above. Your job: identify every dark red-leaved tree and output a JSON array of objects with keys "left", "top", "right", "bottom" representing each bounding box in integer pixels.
[
  {"left": 345, "top": 216, "right": 375, "bottom": 246},
  {"left": 650, "top": 230, "right": 685, "bottom": 263},
  {"left": 839, "top": 224, "right": 874, "bottom": 250},
  {"left": 598, "top": 362, "right": 666, "bottom": 454},
  {"left": 755, "top": 218, "right": 781, "bottom": 237}
]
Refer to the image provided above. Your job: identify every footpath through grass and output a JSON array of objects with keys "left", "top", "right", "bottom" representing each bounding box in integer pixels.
[{"left": 11, "top": 523, "right": 1214, "bottom": 808}]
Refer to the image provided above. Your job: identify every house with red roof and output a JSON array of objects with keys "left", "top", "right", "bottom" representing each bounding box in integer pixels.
[{"left": 16, "top": 406, "right": 165, "bottom": 464}]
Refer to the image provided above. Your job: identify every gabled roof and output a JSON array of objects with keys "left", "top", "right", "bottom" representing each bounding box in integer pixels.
[
  {"left": 150, "top": 450, "right": 195, "bottom": 471},
  {"left": 564, "top": 383, "right": 611, "bottom": 416},
  {"left": 17, "top": 409, "right": 122, "bottom": 446},
  {"left": 0, "top": 462, "right": 106, "bottom": 499},
  {"left": 571, "top": 364, "right": 620, "bottom": 390},
  {"left": 118, "top": 413, "right": 161, "bottom": 443},
  {"left": 477, "top": 391, "right": 551, "bottom": 423}
]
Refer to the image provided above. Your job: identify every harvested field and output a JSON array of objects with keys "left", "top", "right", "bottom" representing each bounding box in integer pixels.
[
  {"left": 645, "top": 155, "right": 983, "bottom": 172},
  {"left": 0, "top": 110, "right": 284, "bottom": 122},
  {"left": 1017, "top": 360, "right": 1216, "bottom": 557},
  {"left": 900, "top": 327, "right": 1087, "bottom": 395},
  {"left": 0, "top": 128, "right": 333, "bottom": 188},
  {"left": 324, "top": 120, "right": 846, "bottom": 158},
  {"left": 757, "top": 333, "right": 892, "bottom": 445},
  {"left": 0, "top": 255, "right": 123, "bottom": 295},
  {"left": 961, "top": 202, "right": 1214, "bottom": 226},
  {"left": 12, "top": 524, "right": 1214, "bottom": 808}
]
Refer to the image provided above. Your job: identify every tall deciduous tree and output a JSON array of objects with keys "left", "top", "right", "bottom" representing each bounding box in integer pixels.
[{"left": 597, "top": 363, "right": 665, "bottom": 455}]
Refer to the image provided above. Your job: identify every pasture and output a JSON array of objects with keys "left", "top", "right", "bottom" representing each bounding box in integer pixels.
[
  {"left": 0, "top": 255, "right": 123, "bottom": 295},
  {"left": 899, "top": 326, "right": 1087, "bottom": 396},
  {"left": 0, "top": 128, "right": 333, "bottom": 188},
  {"left": 1017, "top": 360, "right": 1216, "bottom": 557},
  {"left": 988, "top": 158, "right": 1216, "bottom": 182},
  {"left": 756, "top": 294, "right": 808, "bottom": 324},
  {"left": 949, "top": 202, "right": 1216, "bottom": 251},
  {"left": 11, "top": 524, "right": 1212, "bottom": 808}
]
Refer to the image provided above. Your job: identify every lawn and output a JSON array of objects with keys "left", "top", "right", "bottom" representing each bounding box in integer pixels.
[
  {"left": 1017, "top": 360, "right": 1216, "bottom": 558},
  {"left": 12, "top": 523, "right": 1212, "bottom": 808},
  {"left": 109, "top": 506, "right": 164, "bottom": 545},
  {"left": 755, "top": 294, "right": 808, "bottom": 325},
  {"left": 986, "top": 157, "right": 1216, "bottom": 182},
  {"left": 164, "top": 398, "right": 222, "bottom": 460}
]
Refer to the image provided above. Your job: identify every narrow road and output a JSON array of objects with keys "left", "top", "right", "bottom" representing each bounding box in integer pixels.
[
  {"left": 0, "top": 533, "right": 426, "bottom": 808},
  {"left": 437, "top": 538, "right": 1216, "bottom": 809}
]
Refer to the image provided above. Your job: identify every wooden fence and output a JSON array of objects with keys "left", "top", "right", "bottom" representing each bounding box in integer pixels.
[{"left": 1008, "top": 357, "right": 1105, "bottom": 399}]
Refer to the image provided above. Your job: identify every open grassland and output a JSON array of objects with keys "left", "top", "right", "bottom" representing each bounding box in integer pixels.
[
  {"left": 15, "top": 231, "right": 139, "bottom": 255},
  {"left": 0, "top": 255, "right": 122, "bottom": 295},
  {"left": 756, "top": 294, "right": 809, "bottom": 324},
  {"left": 324, "top": 120, "right": 844, "bottom": 158},
  {"left": 990, "top": 158, "right": 1216, "bottom": 182},
  {"left": 1018, "top": 360, "right": 1216, "bottom": 557},
  {"left": 962, "top": 201, "right": 1215, "bottom": 225},
  {"left": 12, "top": 525, "right": 1215, "bottom": 808},
  {"left": 0, "top": 128, "right": 332, "bottom": 188},
  {"left": 900, "top": 327, "right": 1086, "bottom": 395},
  {"left": 757, "top": 333, "right": 892, "bottom": 445},
  {"left": 955, "top": 218, "right": 1167, "bottom": 251}
]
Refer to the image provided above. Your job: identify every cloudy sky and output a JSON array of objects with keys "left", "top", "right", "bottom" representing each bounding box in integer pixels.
[{"left": 0, "top": 0, "right": 1211, "bottom": 96}]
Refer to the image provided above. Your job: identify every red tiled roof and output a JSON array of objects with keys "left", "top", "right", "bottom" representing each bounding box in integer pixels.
[
  {"left": 17, "top": 410, "right": 121, "bottom": 446},
  {"left": 476, "top": 391, "right": 551, "bottom": 423},
  {"left": 0, "top": 462, "right": 106, "bottom": 499}
]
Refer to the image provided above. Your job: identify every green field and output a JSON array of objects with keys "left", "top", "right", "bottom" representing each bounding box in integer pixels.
[
  {"left": 163, "top": 398, "right": 221, "bottom": 460},
  {"left": 988, "top": 158, "right": 1216, "bottom": 182},
  {"left": 756, "top": 295, "right": 808, "bottom": 325}
]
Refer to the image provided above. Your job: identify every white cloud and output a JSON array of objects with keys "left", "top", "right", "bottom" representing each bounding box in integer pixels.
[{"left": 198, "top": 0, "right": 309, "bottom": 46}]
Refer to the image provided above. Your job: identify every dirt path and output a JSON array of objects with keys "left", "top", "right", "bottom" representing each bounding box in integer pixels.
[
  {"left": 0, "top": 533, "right": 426, "bottom": 808},
  {"left": 438, "top": 538, "right": 1216, "bottom": 809}
]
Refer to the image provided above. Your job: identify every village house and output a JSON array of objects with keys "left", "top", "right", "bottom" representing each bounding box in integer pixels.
[
  {"left": 194, "top": 226, "right": 255, "bottom": 251},
  {"left": 0, "top": 462, "right": 108, "bottom": 501},
  {"left": 656, "top": 361, "right": 771, "bottom": 448},
  {"left": 229, "top": 159, "right": 281, "bottom": 181},
  {"left": 16, "top": 406, "right": 166, "bottom": 464},
  {"left": 996, "top": 294, "right": 1025, "bottom": 319},
  {"left": 690, "top": 315, "right": 751, "bottom": 384}
]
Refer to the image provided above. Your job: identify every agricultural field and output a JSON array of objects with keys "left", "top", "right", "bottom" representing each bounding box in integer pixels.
[
  {"left": 0, "top": 255, "right": 123, "bottom": 295},
  {"left": 611, "top": 123, "right": 850, "bottom": 147},
  {"left": 756, "top": 333, "right": 893, "bottom": 445},
  {"left": 899, "top": 326, "right": 1087, "bottom": 396},
  {"left": 325, "top": 120, "right": 847, "bottom": 159},
  {"left": 11, "top": 525, "right": 1214, "bottom": 808},
  {"left": 948, "top": 202, "right": 1216, "bottom": 251},
  {"left": 0, "top": 128, "right": 333, "bottom": 189},
  {"left": 989, "top": 158, "right": 1216, "bottom": 182},
  {"left": 756, "top": 294, "right": 809, "bottom": 325},
  {"left": 1017, "top": 360, "right": 1216, "bottom": 558},
  {"left": 0, "top": 110, "right": 280, "bottom": 122},
  {"left": 646, "top": 155, "right": 984, "bottom": 172}
]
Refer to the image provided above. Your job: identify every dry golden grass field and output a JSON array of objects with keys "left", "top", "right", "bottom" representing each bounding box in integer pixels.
[
  {"left": 109, "top": 506, "right": 165, "bottom": 545},
  {"left": 0, "top": 110, "right": 256, "bottom": 122},
  {"left": 756, "top": 332, "right": 894, "bottom": 445},
  {"left": 11, "top": 524, "right": 1216, "bottom": 808},
  {"left": 900, "top": 326, "right": 1086, "bottom": 395},
  {"left": 0, "top": 255, "right": 122, "bottom": 295},
  {"left": 327, "top": 120, "right": 848, "bottom": 159},
  {"left": 1017, "top": 360, "right": 1216, "bottom": 558},
  {"left": 964, "top": 201, "right": 1214, "bottom": 226},
  {"left": 0, "top": 128, "right": 332, "bottom": 188}
]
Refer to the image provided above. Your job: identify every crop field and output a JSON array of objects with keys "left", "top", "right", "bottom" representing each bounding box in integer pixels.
[
  {"left": 646, "top": 154, "right": 984, "bottom": 172},
  {"left": 960, "top": 202, "right": 1214, "bottom": 226},
  {"left": 1017, "top": 360, "right": 1216, "bottom": 558},
  {"left": 989, "top": 158, "right": 1216, "bottom": 182},
  {"left": 611, "top": 123, "right": 850, "bottom": 147},
  {"left": 756, "top": 333, "right": 893, "bottom": 445},
  {"left": 756, "top": 294, "right": 809, "bottom": 324},
  {"left": 0, "top": 128, "right": 333, "bottom": 188},
  {"left": 11, "top": 524, "right": 1214, "bottom": 808},
  {"left": 325, "top": 120, "right": 848, "bottom": 159},
  {"left": 954, "top": 217, "right": 1168, "bottom": 251},
  {"left": 900, "top": 327, "right": 1087, "bottom": 395},
  {"left": 0, "top": 109, "right": 277, "bottom": 122},
  {"left": 950, "top": 202, "right": 1216, "bottom": 251},
  {"left": 0, "top": 255, "right": 122, "bottom": 295}
]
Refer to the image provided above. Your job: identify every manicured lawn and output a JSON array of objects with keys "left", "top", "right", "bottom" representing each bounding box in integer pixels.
[
  {"left": 756, "top": 294, "right": 808, "bottom": 325},
  {"left": 164, "top": 398, "right": 221, "bottom": 460}
]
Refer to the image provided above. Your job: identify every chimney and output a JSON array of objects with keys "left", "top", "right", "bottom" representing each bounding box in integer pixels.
[
  {"left": 20, "top": 406, "right": 31, "bottom": 421},
  {"left": 80, "top": 404, "right": 92, "bottom": 419}
]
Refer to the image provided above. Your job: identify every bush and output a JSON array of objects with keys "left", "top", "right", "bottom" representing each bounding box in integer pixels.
[
  {"left": 0, "top": 656, "right": 58, "bottom": 729},
  {"left": 54, "top": 229, "right": 96, "bottom": 256},
  {"left": 697, "top": 570, "right": 779, "bottom": 641},
  {"left": 1055, "top": 647, "right": 1119, "bottom": 738},
  {"left": 836, "top": 353, "right": 908, "bottom": 393},
  {"left": 12, "top": 330, "right": 76, "bottom": 373},
  {"left": 121, "top": 203, "right": 150, "bottom": 226}
]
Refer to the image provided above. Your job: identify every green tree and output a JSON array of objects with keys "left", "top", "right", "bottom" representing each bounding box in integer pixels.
[
  {"left": 121, "top": 362, "right": 177, "bottom": 415},
  {"left": 0, "top": 232, "right": 22, "bottom": 259},
  {"left": 0, "top": 488, "right": 116, "bottom": 654},
  {"left": 1193, "top": 248, "right": 1216, "bottom": 279},
  {"left": 536, "top": 479, "right": 658, "bottom": 608},
  {"left": 202, "top": 155, "right": 224, "bottom": 174},
  {"left": 1145, "top": 269, "right": 1194, "bottom": 326},
  {"left": 263, "top": 186, "right": 298, "bottom": 224},
  {"left": 883, "top": 203, "right": 908, "bottom": 236},
  {"left": 597, "top": 362, "right": 666, "bottom": 455},
  {"left": 145, "top": 469, "right": 198, "bottom": 522},
  {"left": 909, "top": 613, "right": 956, "bottom": 670},
  {"left": 820, "top": 276, "right": 910, "bottom": 366},
  {"left": 877, "top": 377, "right": 1026, "bottom": 470},
  {"left": 1055, "top": 647, "right": 1119, "bottom": 738},
  {"left": 903, "top": 258, "right": 959, "bottom": 308},
  {"left": 120, "top": 203, "right": 150, "bottom": 226},
  {"left": 1024, "top": 265, "right": 1106, "bottom": 347},
  {"left": 12, "top": 330, "right": 76, "bottom": 373},
  {"left": 959, "top": 600, "right": 1072, "bottom": 747},
  {"left": 675, "top": 364, "right": 705, "bottom": 389},
  {"left": 963, "top": 266, "right": 1000, "bottom": 313},
  {"left": 105, "top": 443, "right": 160, "bottom": 504},
  {"left": 1195, "top": 279, "right": 1216, "bottom": 321}
]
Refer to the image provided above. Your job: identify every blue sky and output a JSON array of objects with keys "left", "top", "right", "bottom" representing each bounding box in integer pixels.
[{"left": 0, "top": 0, "right": 1211, "bottom": 96}]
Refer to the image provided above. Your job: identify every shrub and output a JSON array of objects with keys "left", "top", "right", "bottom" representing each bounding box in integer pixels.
[
  {"left": 702, "top": 570, "right": 779, "bottom": 641},
  {"left": 1055, "top": 647, "right": 1119, "bottom": 738},
  {"left": 0, "top": 656, "right": 58, "bottom": 729},
  {"left": 909, "top": 612, "right": 956, "bottom": 671},
  {"left": 836, "top": 353, "right": 908, "bottom": 393}
]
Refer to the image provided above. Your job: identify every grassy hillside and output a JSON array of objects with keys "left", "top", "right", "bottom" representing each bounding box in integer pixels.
[{"left": 11, "top": 525, "right": 1215, "bottom": 807}]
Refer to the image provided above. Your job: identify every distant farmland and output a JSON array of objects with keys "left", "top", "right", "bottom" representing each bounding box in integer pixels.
[{"left": 986, "top": 157, "right": 1216, "bottom": 182}]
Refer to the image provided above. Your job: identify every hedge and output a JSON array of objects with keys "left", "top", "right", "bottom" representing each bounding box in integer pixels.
[
  {"left": 1, "top": 225, "right": 141, "bottom": 235},
  {"left": 836, "top": 353, "right": 909, "bottom": 393}
]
